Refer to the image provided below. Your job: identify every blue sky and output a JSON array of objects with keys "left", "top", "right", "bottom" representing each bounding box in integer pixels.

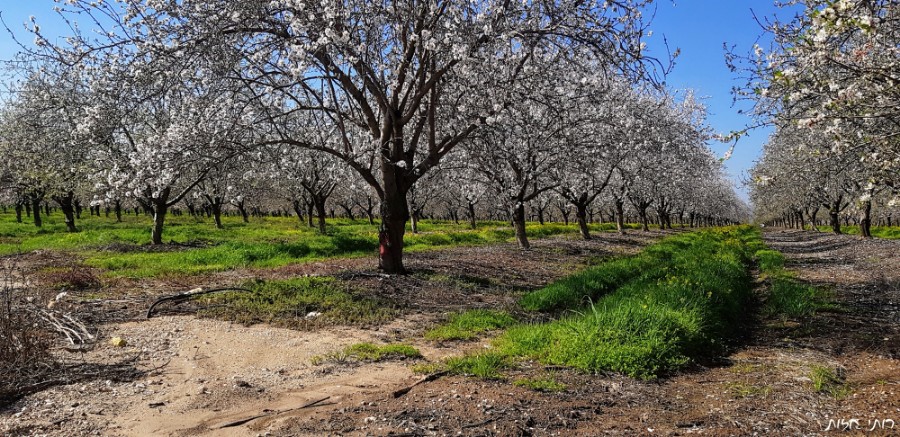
[
  {"left": 0, "top": 1, "right": 798, "bottom": 203},
  {"left": 646, "top": 1, "right": 800, "bottom": 202}
]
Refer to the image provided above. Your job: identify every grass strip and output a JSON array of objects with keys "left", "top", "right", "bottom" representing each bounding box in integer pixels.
[
  {"left": 486, "top": 226, "right": 762, "bottom": 379},
  {"left": 752, "top": 248, "right": 835, "bottom": 319},
  {"left": 197, "top": 278, "right": 397, "bottom": 328},
  {"left": 424, "top": 309, "right": 517, "bottom": 341}
]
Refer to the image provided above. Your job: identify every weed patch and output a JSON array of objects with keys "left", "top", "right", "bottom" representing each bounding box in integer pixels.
[
  {"left": 425, "top": 309, "right": 517, "bottom": 341},
  {"left": 495, "top": 226, "right": 760, "bottom": 379},
  {"left": 810, "top": 365, "right": 851, "bottom": 399},
  {"left": 513, "top": 376, "right": 567, "bottom": 392},
  {"left": 754, "top": 244, "right": 835, "bottom": 319},
  {"left": 445, "top": 353, "right": 511, "bottom": 379},
  {"left": 197, "top": 278, "right": 397, "bottom": 328},
  {"left": 312, "top": 342, "right": 421, "bottom": 365}
]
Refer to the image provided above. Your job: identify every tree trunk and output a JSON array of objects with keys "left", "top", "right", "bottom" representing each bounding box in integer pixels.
[
  {"left": 151, "top": 201, "right": 168, "bottom": 245},
  {"left": 211, "top": 202, "right": 223, "bottom": 229},
  {"left": 315, "top": 200, "right": 327, "bottom": 233},
  {"left": 292, "top": 200, "right": 304, "bottom": 224},
  {"left": 808, "top": 208, "right": 820, "bottom": 232},
  {"left": 860, "top": 199, "right": 872, "bottom": 238},
  {"left": 306, "top": 201, "right": 314, "bottom": 228},
  {"left": 638, "top": 208, "right": 650, "bottom": 232},
  {"left": 53, "top": 191, "right": 78, "bottom": 233},
  {"left": 829, "top": 199, "right": 842, "bottom": 234},
  {"left": 614, "top": 198, "right": 626, "bottom": 234},
  {"left": 114, "top": 200, "right": 122, "bottom": 222},
  {"left": 31, "top": 196, "right": 42, "bottom": 228},
  {"left": 575, "top": 202, "right": 590, "bottom": 240},
  {"left": 512, "top": 202, "right": 530, "bottom": 249},
  {"left": 411, "top": 212, "right": 419, "bottom": 234},
  {"left": 14, "top": 203, "right": 23, "bottom": 223},
  {"left": 339, "top": 204, "right": 355, "bottom": 220},
  {"left": 365, "top": 198, "right": 376, "bottom": 225},
  {"left": 467, "top": 202, "right": 477, "bottom": 230},
  {"left": 378, "top": 189, "right": 409, "bottom": 274},
  {"left": 237, "top": 201, "right": 249, "bottom": 223}
]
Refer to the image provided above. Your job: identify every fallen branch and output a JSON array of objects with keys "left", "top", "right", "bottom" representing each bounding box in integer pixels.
[
  {"left": 146, "top": 287, "right": 254, "bottom": 319},
  {"left": 462, "top": 418, "right": 495, "bottom": 429},
  {"left": 392, "top": 371, "right": 449, "bottom": 398},
  {"left": 215, "top": 396, "right": 332, "bottom": 429}
]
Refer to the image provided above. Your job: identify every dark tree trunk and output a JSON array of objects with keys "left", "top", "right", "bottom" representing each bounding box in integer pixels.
[
  {"left": 575, "top": 202, "right": 590, "bottom": 240},
  {"left": 14, "top": 202, "right": 23, "bottom": 223},
  {"left": 378, "top": 188, "right": 409, "bottom": 273},
  {"left": 808, "top": 208, "right": 820, "bottom": 232},
  {"left": 467, "top": 202, "right": 477, "bottom": 230},
  {"left": 236, "top": 201, "right": 249, "bottom": 223},
  {"left": 306, "top": 201, "right": 314, "bottom": 228},
  {"left": 638, "top": 208, "right": 650, "bottom": 232},
  {"left": 512, "top": 202, "right": 530, "bottom": 249},
  {"left": 410, "top": 211, "right": 420, "bottom": 234},
  {"left": 31, "top": 195, "right": 43, "bottom": 228},
  {"left": 365, "top": 197, "right": 376, "bottom": 225},
  {"left": 53, "top": 191, "right": 78, "bottom": 233},
  {"left": 339, "top": 204, "right": 355, "bottom": 220},
  {"left": 212, "top": 202, "right": 223, "bottom": 229},
  {"left": 315, "top": 200, "right": 328, "bottom": 233},
  {"left": 74, "top": 199, "right": 82, "bottom": 220},
  {"left": 614, "top": 198, "right": 626, "bottom": 234},
  {"left": 829, "top": 198, "right": 842, "bottom": 234},
  {"left": 292, "top": 200, "right": 304, "bottom": 224},
  {"left": 151, "top": 202, "right": 167, "bottom": 245},
  {"left": 114, "top": 200, "right": 122, "bottom": 222},
  {"left": 860, "top": 199, "right": 872, "bottom": 238}
]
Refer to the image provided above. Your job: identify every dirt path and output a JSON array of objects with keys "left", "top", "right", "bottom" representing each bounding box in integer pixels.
[
  {"left": 0, "top": 232, "right": 660, "bottom": 436},
  {"left": 3, "top": 229, "right": 899, "bottom": 436}
]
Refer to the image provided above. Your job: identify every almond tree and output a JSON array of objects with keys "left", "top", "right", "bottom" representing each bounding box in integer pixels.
[
  {"left": 0, "top": 66, "right": 89, "bottom": 232},
  {"left": 737, "top": 1, "right": 900, "bottom": 230},
  {"left": 35, "top": 0, "right": 658, "bottom": 272}
]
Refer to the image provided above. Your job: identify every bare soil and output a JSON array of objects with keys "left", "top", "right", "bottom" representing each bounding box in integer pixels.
[{"left": 2, "top": 229, "right": 899, "bottom": 436}]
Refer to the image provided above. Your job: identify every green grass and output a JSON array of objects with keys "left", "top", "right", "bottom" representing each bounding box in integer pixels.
[
  {"left": 343, "top": 342, "right": 422, "bottom": 361},
  {"left": 312, "top": 342, "right": 421, "bottom": 365},
  {"left": 764, "top": 278, "right": 833, "bottom": 318},
  {"left": 753, "top": 245, "right": 835, "bottom": 319},
  {"left": 424, "top": 309, "right": 517, "bottom": 341},
  {"left": 445, "top": 353, "right": 511, "bottom": 379},
  {"left": 196, "top": 277, "right": 397, "bottom": 328},
  {"left": 520, "top": 255, "right": 656, "bottom": 312},
  {"left": 725, "top": 382, "right": 772, "bottom": 399},
  {"left": 0, "top": 211, "right": 639, "bottom": 279},
  {"left": 492, "top": 226, "right": 760, "bottom": 379},
  {"left": 513, "top": 376, "right": 567, "bottom": 392},
  {"left": 754, "top": 249, "right": 785, "bottom": 272},
  {"left": 844, "top": 226, "right": 900, "bottom": 239},
  {"left": 810, "top": 365, "right": 851, "bottom": 398}
]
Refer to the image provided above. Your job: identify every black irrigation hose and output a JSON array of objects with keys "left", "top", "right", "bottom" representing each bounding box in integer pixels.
[{"left": 146, "top": 287, "right": 254, "bottom": 319}]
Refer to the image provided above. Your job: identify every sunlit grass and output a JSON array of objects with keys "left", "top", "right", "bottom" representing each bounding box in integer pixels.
[
  {"left": 446, "top": 226, "right": 762, "bottom": 380},
  {"left": 0, "top": 211, "right": 640, "bottom": 278}
]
